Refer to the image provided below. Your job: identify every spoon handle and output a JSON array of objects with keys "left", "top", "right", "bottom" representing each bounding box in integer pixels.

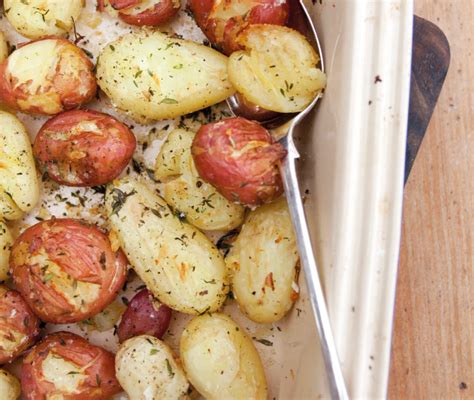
[{"left": 280, "top": 134, "right": 349, "bottom": 400}]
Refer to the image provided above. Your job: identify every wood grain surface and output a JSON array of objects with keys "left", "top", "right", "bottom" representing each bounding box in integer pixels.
[{"left": 388, "top": 1, "right": 473, "bottom": 399}]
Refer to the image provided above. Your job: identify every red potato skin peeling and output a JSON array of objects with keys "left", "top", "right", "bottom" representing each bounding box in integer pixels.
[
  {"left": 34, "top": 110, "right": 136, "bottom": 187},
  {"left": 21, "top": 332, "right": 121, "bottom": 400},
  {"left": 190, "top": 0, "right": 289, "bottom": 55},
  {"left": 10, "top": 219, "right": 128, "bottom": 324},
  {"left": 0, "top": 38, "right": 96, "bottom": 115},
  {"left": 192, "top": 117, "right": 287, "bottom": 206},
  {"left": 0, "top": 288, "right": 41, "bottom": 364},
  {"left": 117, "top": 289, "right": 172, "bottom": 343}
]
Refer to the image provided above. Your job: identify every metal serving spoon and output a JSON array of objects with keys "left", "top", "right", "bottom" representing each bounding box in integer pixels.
[{"left": 227, "top": 1, "right": 349, "bottom": 399}]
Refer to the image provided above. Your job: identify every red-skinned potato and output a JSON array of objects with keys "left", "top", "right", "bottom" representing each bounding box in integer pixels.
[
  {"left": 189, "top": 0, "right": 289, "bottom": 55},
  {"left": 10, "top": 218, "right": 128, "bottom": 324},
  {"left": 33, "top": 110, "right": 136, "bottom": 187},
  {"left": 191, "top": 117, "right": 286, "bottom": 206},
  {"left": 117, "top": 289, "right": 171, "bottom": 343},
  {"left": 0, "top": 38, "right": 96, "bottom": 115},
  {"left": 98, "top": 0, "right": 180, "bottom": 26},
  {"left": 0, "top": 286, "right": 40, "bottom": 365},
  {"left": 21, "top": 331, "right": 121, "bottom": 400}
]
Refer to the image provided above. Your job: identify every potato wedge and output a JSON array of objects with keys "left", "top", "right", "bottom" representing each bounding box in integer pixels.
[
  {"left": 105, "top": 178, "right": 229, "bottom": 314},
  {"left": 180, "top": 313, "right": 267, "bottom": 400},
  {"left": 96, "top": 31, "right": 235, "bottom": 122},
  {"left": 116, "top": 335, "right": 189, "bottom": 400},
  {"left": 0, "top": 111, "right": 39, "bottom": 216},
  {"left": 226, "top": 198, "right": 299, "bottom": 323},
  {"left": 0, "top": 32, "right": 8, "bottom": 63},
  {"left": 155, "top": 128, "right": 245, "bottom": 231},
  {"left": 0, "top": 222, "right": 13, "bottom": 282},
  {"left": 228, "top": 24, "right": 326, "bottom": 113},
  {"left": 0, "top": 369, "right": 20, "bottom": 400},
  {"left": 4, "top": 0, "right": 85, "bottom": 39}
]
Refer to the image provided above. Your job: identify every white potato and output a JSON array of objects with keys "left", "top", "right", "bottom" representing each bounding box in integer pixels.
[
  {"left": 228, "top": 24, "right": 326, "bottom": 113},
  {"left": 0, "top": 369, "right": 20, "bottom": 400},
  {"left": 155, "top": 128, "right": 245, "bottom": 231},
  {"left": 0, "top": 111, "right": 39, "bottom": 217},
  {"left": 116, "top": 335, "right": 189, "bottom": 400},
  {"left": 0, "top": 222, "right": 13, "bottom": 282},
  {"left": 105, "top": 178, "right": 229, "bottom": 314},
  {"left": 0, "top": 32, "right": 8, "bottom": 63},
  {"left": 226, "top": 198, "right": 299, "bottom": 323},
  {"left": 180, "top": 313, "right": 267, "bottom": 400},
  {"left": 96, "top": 31, "right": 235, "bottom": 122},
  {"left": 4, "top": 0, "right": 85, "bottom": 39}
]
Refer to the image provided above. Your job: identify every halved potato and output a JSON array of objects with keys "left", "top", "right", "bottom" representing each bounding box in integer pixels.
[
  {"left": 0, "top": 32, "right": 8, "bottom": 63},
  {"left": 155, "top": 128, "right": 245, "bottom": 231},
  {"left": 228, "top": 24, "right": 326, "bottom": 113},
  {"left": 96, "top": 31, "right": 235, "bottom": 122},
  {"left": 4, "top": 0, "right": 85, "bottom": 39},
  {"left": 0, "top": 369, "right": 20, "bottom": 400},
  {"left": 0, "top": 222, "right": 13, "bottom": 282}
]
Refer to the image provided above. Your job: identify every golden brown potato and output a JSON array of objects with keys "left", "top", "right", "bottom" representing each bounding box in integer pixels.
[
  {"left": 96, "top": 31, "right": 234, "bottom": 122},
  {"left": 227, "top": 198, "right": 299, "bottom": 323},
  {"left": 0, "top": 222, "right": 13, "bottom": 282},
  {"left": 105, "top": 178, "right": 230, "bottom": 314},
  {"left": 0, "top": 32, "right": 8, "bottom": 63},
  {"left": 0, "top": 369, "right": 20, "bottom": 400},
  {"left": 180, "top": 313, "right": 267, "bottom": 399},
  {"left": 155, "top": 128, "right": 245, "bottom": 231},
  {"left": 116, "top": 335, "right": 189, "bottom": 400},
  {"left": 228, "top": 24, "right": 326, "bottom": 113},
  {"left": 4, "top": 0, "right": 85, "bottom": 39}
]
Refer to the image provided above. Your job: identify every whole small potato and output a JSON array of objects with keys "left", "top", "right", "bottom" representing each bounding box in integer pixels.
[
  {"left": 0, "top": 222, "right": 13, "bottom": 281},
  {"left": 34, "top": 110, "right": 136, "bottom": 187},
  {"left": 155, "top": 128, "right": 245, "bottom": 231},
  {"left": 0, "top": 32, "right": 8, "bottom": 63},
  {"left": 10, "top": 218, "right": 128, "bottom": 324},
  {"left": 21, "top": 332, "right": 121, "bottom": 400},
  {"left": 117, "top": 289, "right": 172, "bottom": 343},
  {"left": 0, "top": 369, "right": 20, "bottom": 400},
  {"left": 189, "top": 0, "right": 289, "bottom": 55},
  {"left": 116, "top": 335, "right": 189, "bottom": 400},
  {"left": 4, "top": 0, "right": 85, "bottom": 39},
  {"left": 191, "top": 117, "right": 286, "bottom": 206},
  {"left": 0, "top": 38, "right": 96, "bottom": 115},
  {"left": 98, "top": 0, "right": 180, "bottom": 26},
  {"left": 180, "top": 313, "right": 267, "bottom": 399},
  {"left": 227, "top": 198, "right": 299, "bottom": 323},
  {"left": 0, "top": 286, "right": 41, "bottom": 364}
]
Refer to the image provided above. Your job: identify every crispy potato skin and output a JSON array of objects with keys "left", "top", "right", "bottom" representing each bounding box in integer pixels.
[
  {"left": 21, "top": 332, "right": 121, "bottom": 400},
  {"left": 227, "top": 198, "right": 299, "bottom": 323},
  {"left": 0, "top": 32, "right": 8, "bottom": 63},
  {"left": 155, "top": 128, "right": 245, "bottom": 231},
  {"left": 0, "top": 38, "right": 96, "bottom": 115},
  {"left": 117, "top": 289, "right": 172, "bottom": 343},
  {"left": 34, "top": 110, "right": 136, "bottom": 187},
  {"left": 190, "top": 0, "right": 289, "bottom": 55},
  {"left": 191, "top": 117, "right": 286, "bottom": 206},
  {"left": 10, "top": 218, "right": 128, "bottom": 324},
  {"left": 180, "top": 313, "right": 268, "bottom": 399},
  {"left": 0, "top": 286, "right": 40, "bottom": 365},
  {"left": 116, "top": 335, "right": 189, "bottom": 399},
  {"left": 0, "top": 369, "right": 20, "bottom": 400}
]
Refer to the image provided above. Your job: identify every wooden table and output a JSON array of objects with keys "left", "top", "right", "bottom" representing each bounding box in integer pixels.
[{"left": 388, "top": 1, "right": 473, "bottom": 399}]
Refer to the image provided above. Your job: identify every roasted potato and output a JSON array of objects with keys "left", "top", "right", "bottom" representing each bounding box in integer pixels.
[
  {"left": 0, "top": 32, "right": 8, "bottom": 63},
  {"left": 117, "top": 289, "right": 172, "bottom": 343},
  {"left": 116, "top": 335, "right": 189, "bottom": 399},
  {"left": 191, "top": 117, "right": 286, "bottom": 206},
  {"left": 105, "top": 178, "right": 229, "bottom": 314},
  {"left": 227, "top": 198, "right": 299, "bottom": 323},
  {"left": 228, "top": 24, "right": 326, "bottom": 112},
  {"left": 0, "top": 111, "right": 39, "bottom": 218},
  {"left": 4, "top": 0, "right": 85, "bottom": 39},
  {"left": 0, "top": 38, "right": 96, "bottom": 115},
  {"left": 180, "top": 313, "right": 267, "bottom": 399},
  {"left": 34, "top": 110, "right": 136, "bottom": 187},
  {"left": 96, "top": 31, "right": 234, "bottom": 122},
  {"left": 21, "top": 332, "right": 121, "bottom": 399},
  {"left": 0, "top": 222, "right": 13, "bottom": 281},
  {"left": 0, "top": 286, "right": 40, "bottom": 364},
  {"left": 98, "top": 0, "right": 180, "bottom": 26},
  {"left": 10, "top": 218, "right": 128, "bottom": 324},
  {"left": 189, "top": 0, "right": 289, "bottom": 55},
  {"left": 155, "top": 128, "right": 245, "bottom": 231},
  {"left": 0, "top": 369, "right": 20, "bottom": 400}
]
